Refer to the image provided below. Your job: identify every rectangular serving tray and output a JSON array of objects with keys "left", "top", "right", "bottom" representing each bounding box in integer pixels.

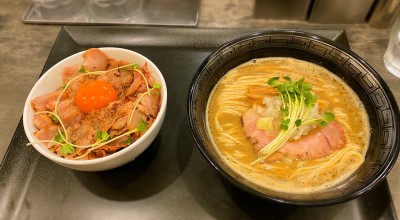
[{"left": 0, "top": 26, "right": 396, "bottom": 220}]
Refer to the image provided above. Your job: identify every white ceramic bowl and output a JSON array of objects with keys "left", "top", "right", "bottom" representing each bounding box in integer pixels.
[{"left": 23, "top": 47, "right": 167, "bottom": 171}]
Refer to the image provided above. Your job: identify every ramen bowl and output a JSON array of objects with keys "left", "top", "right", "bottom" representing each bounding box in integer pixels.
[
  {"left": 187, "top": 30, "right": 400, "bottom": 205},
  {"left": 23, "top": 47, "right": 167, "bottom": 171}
]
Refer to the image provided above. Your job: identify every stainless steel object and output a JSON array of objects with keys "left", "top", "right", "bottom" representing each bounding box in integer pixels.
[{"left": 22, "top": 0, "right": 200, "bottom": 26}]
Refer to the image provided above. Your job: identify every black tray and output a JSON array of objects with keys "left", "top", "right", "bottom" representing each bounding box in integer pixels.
[{"left": 0, "top": 26, "right": 397, "bottom": 220}]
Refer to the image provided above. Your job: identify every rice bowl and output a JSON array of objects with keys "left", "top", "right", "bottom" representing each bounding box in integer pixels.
[{"left": 23, "top": 47, "right": 167, "bottom": 171}]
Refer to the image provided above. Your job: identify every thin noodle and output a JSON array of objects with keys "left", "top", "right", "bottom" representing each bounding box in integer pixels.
[{"left": 206, "top": 57, "right": 369, "bottom": 193}]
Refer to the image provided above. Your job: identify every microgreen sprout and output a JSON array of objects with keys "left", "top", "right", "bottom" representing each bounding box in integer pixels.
[
  {"left": 28, "top": 62, "right": 161, "bottom": 160},
  {"left": 54, "top": 132, "right": 75, "bottom": 155},
  {"left": 153, "top": 82, "right": 161, "bottom": 90},
  {"left": 295, "top": 119, "right": 302, "bottom": 127},
  {"left": 51, "top": 115, "right": 59, "bottom": 123},
  {"left": 253, "top": 77, "right": 335, "bottom": 164},
  {"left": 121, "top": 64, "right": 139, "bottom": 71},
  {"left": 123, "top": 138, "right": 133, "bottom": 145},
  {"left": 96, "top": 131, "right": 110, "bottom": 142},
  {"left": 79, "top": 65, "right": 88, "bottom": 73},
  {"left": 54, "top": 132, "right": 65, "bottom": 143},
  {"left": 137, "top": 119, "right": 148, "bottom": 133},
  {"left": 60, "top": 144, "right": 74, "bottom": 155}
]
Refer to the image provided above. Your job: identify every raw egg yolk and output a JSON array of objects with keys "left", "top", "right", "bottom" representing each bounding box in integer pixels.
[{"left": 74, "top": 80, "right": 118, "bottom": 113}]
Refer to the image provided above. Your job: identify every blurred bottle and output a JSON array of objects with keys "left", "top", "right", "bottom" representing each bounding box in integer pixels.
[
  {"left": 369, "top": 0, "right": 400, "bottom": 29},
  {"left": 384, "top": 16, "right": 400, "bottom": 77}
]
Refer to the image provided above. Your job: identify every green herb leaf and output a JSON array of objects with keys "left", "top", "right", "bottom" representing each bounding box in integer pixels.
[
  {"left": 79, "top": 65, "right": 87, "bottom": 73},
  {"left": 283, "top": 76, "right": 292, "bottom": 82},
  {"left": 123, "top": 138, "right": 132, "bottom": 145},
  {"left": 60, "top": 143, "right": 74, "bottom": 155},
  {"left": 297, "top": 78, "right": 305, "bottom": 85},
  {"left": 54, "top": 132, "right": 65, "bottom": 143},
  {"left": 96, "top": 131, "right": 102, "bottom": 140},
  {"left": 284, "top": 81, "right": 292, "bottom": 93},
  {"left": 136, "top": 119, "right": 148, "bottom": 133},
  {"left": 131, "top": 64, "right": 138, "bottom": 70},
  {"left": 323, "top": 111, "right": 335, "bottom": 122},
  {"left": 295, "top": 119, "right": 302, "bottom": 127},
  {"left": 96, "top": 131, "right": 110, "bottom": 141},
  {"left": 302, "top": 82, "right": 312, "bottom": 91},
  {"left": 280, "top": 118, "right": 290, "bottom": 130},
  {"left": 51, "top": 115, "right": 59, "bottom": 123},
  {"left": 304, "top": 93, "right": 317, "bottom": 107},
  {"left": 153, "top": 82, "right": 161, "bottom": 90},
  {"left": 280, "top": 106, "right": 289, "bottom": 116},
  {"left": 122, "top": 64, "right": 139, "bottom": 71},
  {"left": 267, "top": 77, "right": 280, "bottom": 87}
]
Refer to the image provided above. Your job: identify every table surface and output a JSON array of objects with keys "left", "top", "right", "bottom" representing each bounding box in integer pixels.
[{"left": 0, "top": 0, "right": 399, "bottom": 218}]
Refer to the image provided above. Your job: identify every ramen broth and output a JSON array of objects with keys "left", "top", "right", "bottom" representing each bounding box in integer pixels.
[{"left": 206, "top": 57, "right": 370, "bottom": 193}]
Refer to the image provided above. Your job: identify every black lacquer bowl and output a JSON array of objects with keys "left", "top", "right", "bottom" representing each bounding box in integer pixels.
[{"left": 187, "top": 30, "right": 400, "bottom": 206}]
